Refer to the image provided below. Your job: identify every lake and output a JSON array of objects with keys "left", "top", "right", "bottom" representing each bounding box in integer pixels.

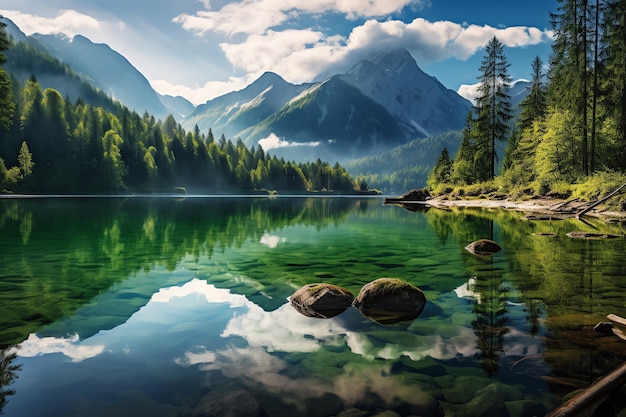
[{"left": 1, "top": 196, "right": 625, "bottom": 417}]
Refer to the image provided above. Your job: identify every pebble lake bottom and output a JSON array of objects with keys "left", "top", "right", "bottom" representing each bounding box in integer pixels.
[{"left": 1, "top": 196, "right": 625, "bottom": 417}]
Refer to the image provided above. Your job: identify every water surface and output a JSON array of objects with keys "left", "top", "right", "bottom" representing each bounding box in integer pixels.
[{"left": 1, "top": 196, "right": 625, "bottom": 417}]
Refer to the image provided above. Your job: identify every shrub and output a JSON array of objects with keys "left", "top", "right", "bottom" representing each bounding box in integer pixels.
[{"left": 571, "top": 171, "right": 626, "bottom": 201}]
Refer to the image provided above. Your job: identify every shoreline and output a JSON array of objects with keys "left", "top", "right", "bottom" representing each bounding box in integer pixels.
[{"left": 392, "top": 195, "right": 626, "bottom": 221}]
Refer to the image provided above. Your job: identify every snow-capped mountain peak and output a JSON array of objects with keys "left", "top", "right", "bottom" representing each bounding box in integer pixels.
[{"left": 341, "top": 48, "right": 471, "bottom": 138}]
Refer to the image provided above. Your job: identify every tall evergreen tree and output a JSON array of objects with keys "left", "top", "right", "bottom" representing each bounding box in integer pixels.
[
  {"left": 427, "top": 147, "right": 453, "bottom": 189},
  {"left": 503, "top": 56, "right": 547, "bottom": 174},
  {"left": 519, "top": 56, "right": 548, "bottom": 129},
  {"left": 0, "top": 17, "right": 14, "bottom": 131},
  {"left": 474, "top": 36, "right": 513, "bottom": 180},
  {"left": 549, "top": 0, "right": 594, "bottom": 175},
  {"left": 451, "top": 110, "right": 478, "bottom": 184},
  {"left": 601, "top": 0, "right": 626, "bottom": 170}
]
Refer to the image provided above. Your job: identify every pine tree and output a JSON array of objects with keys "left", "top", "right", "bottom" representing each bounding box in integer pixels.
[
  {"left": 474, "top": 36, "right": 513, "bottom": 181},
  {"left": 0, "top": 17, "right": 14, "bottom": 130},
  {"left": 601, "top": 0, "right": 626, "bottom": 170},
  {"left": 519, "top": 56, "right": 547, "bottom": 129},
  {"left": 427, "top": 147, "right": 453, "bottom": 189},
  {"left": 549, "top": 0, "right": 593, "bottom": 175},
  {"left": 451, "top": 110, "right": 478, "bottom": 184}
]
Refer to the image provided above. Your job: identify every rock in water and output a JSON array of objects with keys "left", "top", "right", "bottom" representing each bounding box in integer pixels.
[
  {"left": 353, "top": 278, "right": 426, "bottom": 325},
  {"left": 290, "top": 283, "right": 354, "bottom": 318},
  {"left": 465, "top": 239, "right": 502, "bottom": 256}
]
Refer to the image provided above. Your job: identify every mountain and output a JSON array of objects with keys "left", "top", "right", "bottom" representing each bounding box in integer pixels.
[
  {"left": 509, "top": 79, "right": 530, "bottom": 114},
  {"left": 183, "top": 71, "right": 311, "bottom": 139},
  {"left": 340, "top": 48, "right": 471, "bottom": 138},
  {"left": 3, "top": 19, "right": 121, "bottom": 113},
  {"left": 238, "top": 75, "right": 411, "bottom": 161},
  {"left": 184, "top": 48, "right": 471, "bottom": 162},
  {"left": 30, "top": 33, "right": 192, "bottom": 120}
]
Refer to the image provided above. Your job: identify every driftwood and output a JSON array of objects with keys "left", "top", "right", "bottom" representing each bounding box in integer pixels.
[
  {"left": 576, "top": 182, "right": 626, "bottom": 219},
  {"left": 546, "top": 361, "right": 626, "bottom": 417}
]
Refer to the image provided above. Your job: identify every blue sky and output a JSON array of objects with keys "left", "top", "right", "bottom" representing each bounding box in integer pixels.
[{"left": 0, "top": 0, "right": 558, "bottom": 105}]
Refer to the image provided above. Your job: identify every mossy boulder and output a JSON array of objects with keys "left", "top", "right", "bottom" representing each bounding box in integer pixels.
[
  {"left": 290, "top": 283, "right": 354, "bottom": 318},
  {"left": 353, "top": 278, "right": 426, "bottom": 325},
  {"left": 464, "top": 239, "right": 502, "bottom": 256}
]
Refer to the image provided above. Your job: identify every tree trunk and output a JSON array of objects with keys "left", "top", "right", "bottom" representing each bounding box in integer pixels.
[{"left": 576, "top": 182, "right": 626, "bottom": 218}]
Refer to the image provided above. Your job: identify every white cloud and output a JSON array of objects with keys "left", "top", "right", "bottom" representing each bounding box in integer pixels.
[
  {"left": 258, "top": 133, "right": 320, "bottom": 152},
  {"left": 174, "top": 0, "right": 427, "bottom": 36},
  {"left": 12, "top": 333, "right": 106, "bottom": 362},
  {"left": 0, "top": 9, "right": 100, "bottom": 37},
  {"left": 150, "top": 77, "right": 249, "bottom": 105}
]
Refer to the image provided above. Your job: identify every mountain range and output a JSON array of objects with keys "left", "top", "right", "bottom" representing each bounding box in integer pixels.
[
  {"left": 2, "top": 17, "right": 527, "bottom": 174},
  {"left": 183, "top": 48, "right": 472, "bottom": 161},
  {"left": 3, "top": 18, "right": 193, "bottom": 120}
]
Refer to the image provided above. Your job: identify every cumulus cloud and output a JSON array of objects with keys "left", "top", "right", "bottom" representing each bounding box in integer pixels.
[
  {"left": 174, "top": 0, "right": 428, "bottom": 36},
  {"left": 0, "top": 9, "right": 100, "bottom": 37},
  {"left": 258, "top": 133, "right": 320, "bottom": 152}
]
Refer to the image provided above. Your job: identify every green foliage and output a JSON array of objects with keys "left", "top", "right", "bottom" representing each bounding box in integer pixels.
[
  {"left": 427, "top": 147, "right": 453, "bottom": 189},
  {"left": 473, "top": 36, "right": 513, "bottom": 181},
  {"left": 535, "top": 108, "right": 579, "bottom": 186},
  {"left": 571, "top": 171, "right": 626, "bottom": 201},
  {"left": 430, "top": 6, "right": 626, "bottom": 199},
  {"left": 0, "top": 78, "right": 353, "bottom": 193},
  {"left": 0, "top": 19, "right": 14, "bottom": 130}
]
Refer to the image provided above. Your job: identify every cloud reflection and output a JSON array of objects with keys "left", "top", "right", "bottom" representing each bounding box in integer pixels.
[
  {"left": 259, "top": 232, "right": 286, "bottom": 248},
  {"left": 14, "top": 333, "right": 106, "bottom": 362},
  {"left": 14, "top": 278, "right": 478, "bottom": 377}
]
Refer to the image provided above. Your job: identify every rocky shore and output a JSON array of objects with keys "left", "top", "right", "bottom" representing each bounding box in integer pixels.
[{"left": 384, "top": 189, "right": 626, "bottom": 221}]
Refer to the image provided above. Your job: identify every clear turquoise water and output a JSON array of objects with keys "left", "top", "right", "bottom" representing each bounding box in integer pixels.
[{"left": 1, "top": 196, "right": 625, "bottom": 417}]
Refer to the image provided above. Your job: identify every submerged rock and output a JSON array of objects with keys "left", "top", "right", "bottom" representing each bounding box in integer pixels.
[
  {"left": 464, "top": 239, "right": 502, "bottom": 256},
  {"left": 353, "top": 278, "right": 426, "bottom": 325},
  {"left": 290, "top": 283, "right": 354, "bottom": 318}
]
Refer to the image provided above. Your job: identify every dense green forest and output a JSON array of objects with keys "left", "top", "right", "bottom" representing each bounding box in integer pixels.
[
  {"left": 0, "top": 21, "right": 354, "bottom": 194},
  {"left": 429, "top": 0, "right": 626, "bottom": 200}
]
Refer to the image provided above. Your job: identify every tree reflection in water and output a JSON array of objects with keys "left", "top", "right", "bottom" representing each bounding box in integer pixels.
[
  {"left": 0, "top": 346, "right": 20, "bottom": 414},
  {"left": 469, "top": 255, "right": 509, "bottom": 377}
]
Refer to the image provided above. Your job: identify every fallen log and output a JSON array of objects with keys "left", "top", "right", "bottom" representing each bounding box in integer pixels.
[
  {"left": 576, "top": 183, "right": 626, "bottom": 219},
  {"left": 545, "top": 361, "right": 626, "bottom": 417}
]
